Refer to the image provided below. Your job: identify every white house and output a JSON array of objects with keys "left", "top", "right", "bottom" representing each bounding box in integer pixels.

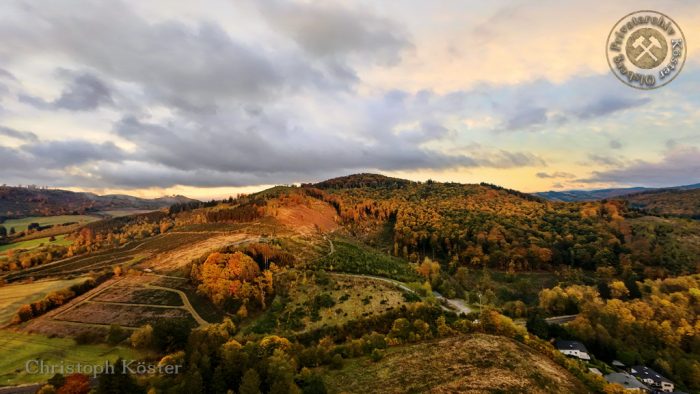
[
  {"left": 555, "top": 340, "right": 591, "bottom": 361},
  {"left": 630, "top": 366, "right": 674, "bottom": 393}
]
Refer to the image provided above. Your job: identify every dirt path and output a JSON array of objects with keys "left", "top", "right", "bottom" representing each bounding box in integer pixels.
[{"left": 145, "top": 283, "right": 209, "bottom": 327}]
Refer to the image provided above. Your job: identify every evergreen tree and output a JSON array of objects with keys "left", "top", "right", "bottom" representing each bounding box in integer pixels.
[
  {"left": 96, "top": 359, "right": 143, "bottom": 394},
  {"left": 239, "top": 369, "right": 261, "bottom": 394}
]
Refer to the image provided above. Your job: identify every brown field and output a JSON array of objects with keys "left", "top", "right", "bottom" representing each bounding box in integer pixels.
[
  {"left": 55, "top": 302, "right": 193, "bottom": 327},
  {"left": 323, "top": 334, "right": 589, "bottom": 394},
  {"left": 274, "top": 199, "right": 339, "bottom": 235},
  {"left": 91, "top": 286, "right": 183, "bottom": 306},
  {"left": 21, "top": 273, "right": 213, "bottom": 337},
  {"left": 141, "top": 232, "right": 259, "bottom": 274}
]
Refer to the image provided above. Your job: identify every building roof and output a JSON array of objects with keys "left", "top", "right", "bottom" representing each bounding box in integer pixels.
[
  {"left": 555, "top": 339, "right": 588, "bottom": 353},
  {"left": 588, "top": 367, "right": 602, "bottom": 376},
  {"left": 605, "top": 372, "right": 650, "bottom": 390},
  {"left": 630, "top": 366, "right": 673, "bottom": 384}
]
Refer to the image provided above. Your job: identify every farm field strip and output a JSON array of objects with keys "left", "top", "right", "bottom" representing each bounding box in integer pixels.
[
  {"left": 0, "top": 215, "right": 101, "bottom": 233},
  {"left": 2, "top": 232, "right": 215, "bottom": 281}
]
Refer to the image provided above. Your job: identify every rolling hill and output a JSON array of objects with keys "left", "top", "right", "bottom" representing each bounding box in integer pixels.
[
  {"left": 535, "top": 183, "right": 700, "bottom": 202},
  {"left": 0, "top": 186, "right": 198, "bottom": 219}
]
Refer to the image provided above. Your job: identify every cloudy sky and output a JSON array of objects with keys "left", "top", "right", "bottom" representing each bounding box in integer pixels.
[{"left": 1, "top": 0, "right": 700, "bottom": 199}]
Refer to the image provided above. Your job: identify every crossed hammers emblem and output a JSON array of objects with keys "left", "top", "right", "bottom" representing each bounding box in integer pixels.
[{"left": 632, "top": 35, "right": 662, "bottom": 61}]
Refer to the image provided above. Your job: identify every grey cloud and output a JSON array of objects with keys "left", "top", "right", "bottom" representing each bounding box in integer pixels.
[
  {"left": 1, "top": 1, "right": 339, "bottom": 111},
  {"left": 0, "top": 69, "right": 17, "bottom": 81},
  {"left": 0, "top": 125, "right": 38, "bottom": 142},
  {"left": 584, "top": 146, "right": 700, "bottom": 187},
  {"left": 260, "top": 1, "right": 412, "bottom": 65},
  {"left": 53, "top": 71, "right": 112, "bottom": 111},
  {"left": 21, "top": 140, "right": 125, "bottom": 168},
  {"left": 609, "top": 139, "right": 622, "bottom": 149},
  {"left": 484, "top": 150, "right": 546, "bottom": 168},
  {"left": 536, "top": 171, "right": 575, "bottom": 179},
  {"left": 587, "top": 154, "right": 624, "bottom": 167},
  {"left": 574, "top": 96, "right": 651, "bottom": 120},
  {"left": 504, "top": 107, "right": 548, "bottom": 130},
  {"left": 114, "top": 115, "right": 475, "bottom": 177},
  {"left": 489, "top": 75, "right": 654, "bottom": 132},
  {"left": 19, "top": 71, "right": 113, "bottom": 111}
]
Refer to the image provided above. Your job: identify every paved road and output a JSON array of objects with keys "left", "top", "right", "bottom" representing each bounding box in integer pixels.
[{"left": 545, "top": 314, "right": 579, "bottom": 325}]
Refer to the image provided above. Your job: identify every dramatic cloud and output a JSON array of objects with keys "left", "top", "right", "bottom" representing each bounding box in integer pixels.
[
  {"left": 585, "top": 146, "right": 700, "bottom": 187},
  {"left": 1, "top": 0, "right": 699, "bottom": 194},
  {"left": 0, "top": 1, "right": 337, "bottom": 111},
  {"left": 0, "top": 125, "right": 38, "bottom": 142}
]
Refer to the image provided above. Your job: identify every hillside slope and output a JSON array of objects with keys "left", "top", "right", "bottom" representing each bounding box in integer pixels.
[{"left": 323, "top": 334, "right": 590, "bottom": 393}]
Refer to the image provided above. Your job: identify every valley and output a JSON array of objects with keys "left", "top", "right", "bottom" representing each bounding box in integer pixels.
[{"left": 0, "top": 174, "right": 698, "bottom": 393}]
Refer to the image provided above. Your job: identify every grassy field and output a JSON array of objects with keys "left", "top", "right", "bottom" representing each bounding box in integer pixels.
[
  {"left": 97, "top": 209, "right": 155, "bottom": 218},
  {"left": 0, "top": 235, "right": 72, "bottom": 255},
  {"left": 246, "top": 273, "right": 414, "bottom": 335},
  {"left": 1, "top": 215, "right": 100, "bottom": 233},
  {"left": 322, "top": 334, "right": 589, "bottom": 394},
  {"left": 0, "top": 277, "right": 90, "bottom": 325},
  {"left": 0, "top": 330, "right": 145, "bottom": 386},
  {"left": 316, "top": 238, "right": 421, "bottom": 282}
]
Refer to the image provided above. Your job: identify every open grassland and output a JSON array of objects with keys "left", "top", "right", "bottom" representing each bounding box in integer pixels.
[
  {"left": 316, "top": 237, "right": 421, "bottom": 282},
  {"left": 247, "top": 273, "right": 414, "bottom": 335},
  {"left": 0, "top": 235, "right": 72, "bottom": 255},
  {"left": 323, "top": 334, "right": 589, "bottom": 394},
  {"left": 0, "top": 330, "right": 145, "bottom": 386},
  {"left": 0, "top": 277, "right": 90, "bottom": 325},
  {"left": 1, "top": 215, "right": 100, "bottom": 233}
]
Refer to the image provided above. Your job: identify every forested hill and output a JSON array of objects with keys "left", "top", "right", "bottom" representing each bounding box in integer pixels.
[
  {"left": 535, "top": 183, "right": 700, "bottom": 203},
  {"left": 298, "top": 173, "right": 700, "bottom": 277},
  {"left": 622, "top": 188, "right": 700, "bottom": 218},
  {"left": 0, "top": 186, "right": 197, "bottom": 219}
]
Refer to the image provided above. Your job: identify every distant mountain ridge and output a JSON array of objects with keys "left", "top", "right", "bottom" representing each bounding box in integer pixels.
[
  {"left": 0, "top": 186, "right": 198, "bottom": 219},
  {"left": 534, "top": 183, "right": 700, "bottom": 202}
]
